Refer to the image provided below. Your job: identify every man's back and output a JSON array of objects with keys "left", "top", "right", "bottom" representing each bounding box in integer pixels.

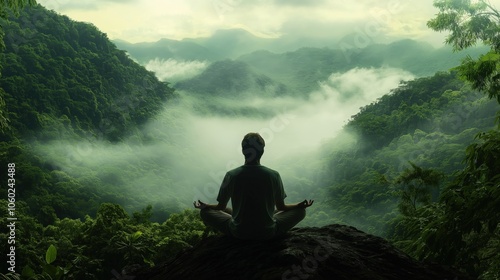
[
  {"left": 194, "top": 132, "right": 312, "bottom": 240},
  {"left": 217, "top": 165, "right": 286, "bottom": 240}
]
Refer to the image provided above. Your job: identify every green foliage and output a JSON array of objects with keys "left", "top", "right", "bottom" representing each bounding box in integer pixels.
[
  {"left": 0, "top": 202, "right": 208, "bottom": 279},
  {"left": 388, "top": 129, "right": 500, "bottom": 279},
  {"left": 345, "top": 71, "right": 480, "bottom": 150},
  {"left": 428, "top": 0, "right": 500, "bottom": 103},
  {"left": 0, "top": 4, "right": 176, "bottom": 226},
  {"left": 155, "top": 209, "right": 209, "bottom": 261},
  {"left": 0, "top": 5, "right": 174, "bottom": 141},
  {"left": 0, "top": 2, "right": 498, "bottom": 279},
  {"left": 438, "top": 129, "right": 499, "bottom": 272},
  {"left": 20, "top": 244, "right": 67, "bottom": 280},
  {"left": 317, "top": 69, "right": 497, "bottom": 236},
  {"left": 389, "top": 2, "right": 500, "bottom": 277},
  {"left": 113, "top": 231, "right": 154, "bottom": 265},
  {"left": 0, "top": 1, "right": 36, "bottom": 132},
  {"left": 132, "top": 204, "right": 153, "bottom": 225},
  {"left": 0, "top": 1, "right": 36, "bottom": 50},
  {"left": 395, "top": 162, "right": 442, "bottom": 217}
]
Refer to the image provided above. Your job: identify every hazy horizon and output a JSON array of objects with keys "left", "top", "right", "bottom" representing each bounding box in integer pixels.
[{"left": 35, "top": 0, "right": 484, "bottom": 47}]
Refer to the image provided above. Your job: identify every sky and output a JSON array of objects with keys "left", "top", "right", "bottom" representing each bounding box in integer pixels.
[{"left": 35, "top": 0, "right": 473, "bottom": 46}]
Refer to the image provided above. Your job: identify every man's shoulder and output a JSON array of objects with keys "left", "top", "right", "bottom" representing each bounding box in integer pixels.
[
  {"left": 227, "top": 165, "right": 279, "bottom": 174},
  {"left": 258, "top": 165, "right": 280, "bottom": 175},
  {"left": 227, "top": 165, "right": 280, "bottom": 176}
]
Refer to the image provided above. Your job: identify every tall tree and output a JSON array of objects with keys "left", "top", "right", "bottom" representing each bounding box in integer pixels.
[
  {"left": 428, "top": 0, "right": 500, "bottom": 104},
  {"left": 421, "top": 1, "right": 500, "bottom": 277}
]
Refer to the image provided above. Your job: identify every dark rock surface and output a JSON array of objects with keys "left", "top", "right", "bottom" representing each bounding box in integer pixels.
[{"left": 134, "top": 224, "right": 471, "bottom": 280}]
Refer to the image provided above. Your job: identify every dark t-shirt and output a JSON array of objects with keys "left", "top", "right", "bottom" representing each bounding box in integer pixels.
[{"left": 217, "top": 165, "right": 287, "bottom": 240}]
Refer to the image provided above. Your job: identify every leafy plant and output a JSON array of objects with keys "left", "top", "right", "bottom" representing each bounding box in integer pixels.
[
  {"left": 428, "top": 0, "right": 500, "bottom": 103},
  {"left": 394, "top": 162, "right": 443, "bottom": 217},
  {"left": 22, "top": 244, "right": 67, "bottom": 280},
  {"left": 114, "top": 231, "right": 155, "bottom": 266}
]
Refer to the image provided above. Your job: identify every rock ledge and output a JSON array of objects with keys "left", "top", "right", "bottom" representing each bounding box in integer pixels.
[{"left": 135, "top": 224, "right": 470, "bottom": 280}]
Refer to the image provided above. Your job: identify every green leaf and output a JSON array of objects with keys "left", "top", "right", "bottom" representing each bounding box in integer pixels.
[
  {"left": 132, "top": 230, "right": 143, "bottom": 240},
  {"left": 45, "top": 244, "right": 57, "bottom": 264},
  {"left": 21, "top": 265, "right": 35, "bottom": 277},
  {"left": 43, "top": 263, "right": 58, "bottom": 277}
]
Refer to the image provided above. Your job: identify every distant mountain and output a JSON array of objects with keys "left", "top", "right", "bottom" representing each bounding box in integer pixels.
[
  {"left": 113, "top": 28, "right": 276, "bottom": 63},
  {"left": 114, "top": 38, "right": 221, "bottom": 64},
  {"left": 167, "top": 39, "right": 487, "bottom": 98},
  {"left": 175, "top": 59, "right": 287, "bottom": 98},
  {"left": 115, "top": 28, "right": 341, "bottom": 63},
  {"left": 114, "top": 30, "right": 486, "bottom": 96},
  {"left": 173, "top": 59, "right": 289, "bottom": 118},
  {"left": 182, "top": 28, "right": 277, "bottom": 59},
  {"left": 238, "top": 39, "right": 488, "bottom": 94},
  {"left": 349, "top": 39, "right": 486, "bottom": 76}
]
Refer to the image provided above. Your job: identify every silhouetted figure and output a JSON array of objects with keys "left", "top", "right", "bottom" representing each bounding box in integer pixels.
[{"left": 194, "top": 132, "right": 313, "bottom": 240}]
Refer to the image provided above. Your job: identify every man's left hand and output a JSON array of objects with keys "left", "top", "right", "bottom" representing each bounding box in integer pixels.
[{"left": 193, "top": 200, "right": 208, "bottom": 209}]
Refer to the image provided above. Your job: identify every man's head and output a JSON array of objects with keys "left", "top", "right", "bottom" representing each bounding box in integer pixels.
[{"left": 241, "top": 132, "right": 265, "bottom": 163}]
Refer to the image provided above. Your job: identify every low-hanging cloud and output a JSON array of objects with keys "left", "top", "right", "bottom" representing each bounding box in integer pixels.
[
  {"left": 33, "top": 66, "right": 414, "bottom": 221},
  {"left": 145, "top": 58, "right": 208, "bottom": 83}
]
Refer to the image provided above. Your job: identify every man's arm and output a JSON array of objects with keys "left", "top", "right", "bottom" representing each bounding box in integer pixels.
[
  {"left": 275, "top": 199, "right": 314, "bottom": 211},
  {"left": 193, "top": 200, "right": 227, "bottom": 210},
  {"left": 194, "top": 173, "right": 232, "bottom": 211}
]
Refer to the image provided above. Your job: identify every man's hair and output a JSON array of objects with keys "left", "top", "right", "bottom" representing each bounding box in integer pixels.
[{"left": 241, "top": 132, "right": 265, "bottom": 161}]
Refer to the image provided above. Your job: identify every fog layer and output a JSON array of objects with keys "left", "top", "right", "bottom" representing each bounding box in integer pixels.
[
  {"left": 33, "top": 66, "right": 414, "bottom": 218},
  {"left": 144, "top": 58, "right": 208, "bottom": 83}
]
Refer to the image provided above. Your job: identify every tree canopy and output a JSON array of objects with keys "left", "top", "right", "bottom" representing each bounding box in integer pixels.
[
  {"left": 0, "top": 0, "right": 37, "bottom": 132},
  {"left": 428, "top": 0, "right": 500, "bottom": 103}
]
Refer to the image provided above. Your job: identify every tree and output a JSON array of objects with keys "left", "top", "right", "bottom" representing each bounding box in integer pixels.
[
  {"left": 113, "top": 231, "right": 154, "bottom": 265},
  {"left": 421, "top": 2, "right": 500, "bottom": 277},
  {"left": 395, "top": 162, "right": 443, "bottom": 217},
  {"left": 0, "top": 0, "right": 36, "bottom": 133},
  {"left": 434, "top": 129, "right": 500, "bottom": 277},
  {"left": 428, "top": 0, "right": 500, "bottom": 103},
  {"left": 0, "top": 1, "right": 37, "bottom": 49}
]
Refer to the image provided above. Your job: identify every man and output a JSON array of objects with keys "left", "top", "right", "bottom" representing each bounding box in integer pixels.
[{"left": 193, "top": 132, "right": 313, "bottom": 240}]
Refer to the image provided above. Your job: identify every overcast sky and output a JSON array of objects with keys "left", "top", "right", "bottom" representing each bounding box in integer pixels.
[{"left": 36, "top": 0, "right": 500, "bottom": 46}]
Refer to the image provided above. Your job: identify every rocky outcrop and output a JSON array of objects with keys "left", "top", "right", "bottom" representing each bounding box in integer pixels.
[{"left": 134, "top": 224, "right": 471, "bottom": 280}]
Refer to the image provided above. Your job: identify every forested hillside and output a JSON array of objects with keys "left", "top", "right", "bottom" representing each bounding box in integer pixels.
[
  {"left": 309, "top": 70, "right": 497, "bottom": 230},
  {"left": 0, "top": 4, "right": 175, "bottom": 225},
  {"left": 0, "top": 5, "right": 173, "bottom": 142},
  {"left": 0, "top": 5, "right": 191, "bottom": 279},
  {"left": 304, "top": 69, "right": 499, "bottom": 279}
]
